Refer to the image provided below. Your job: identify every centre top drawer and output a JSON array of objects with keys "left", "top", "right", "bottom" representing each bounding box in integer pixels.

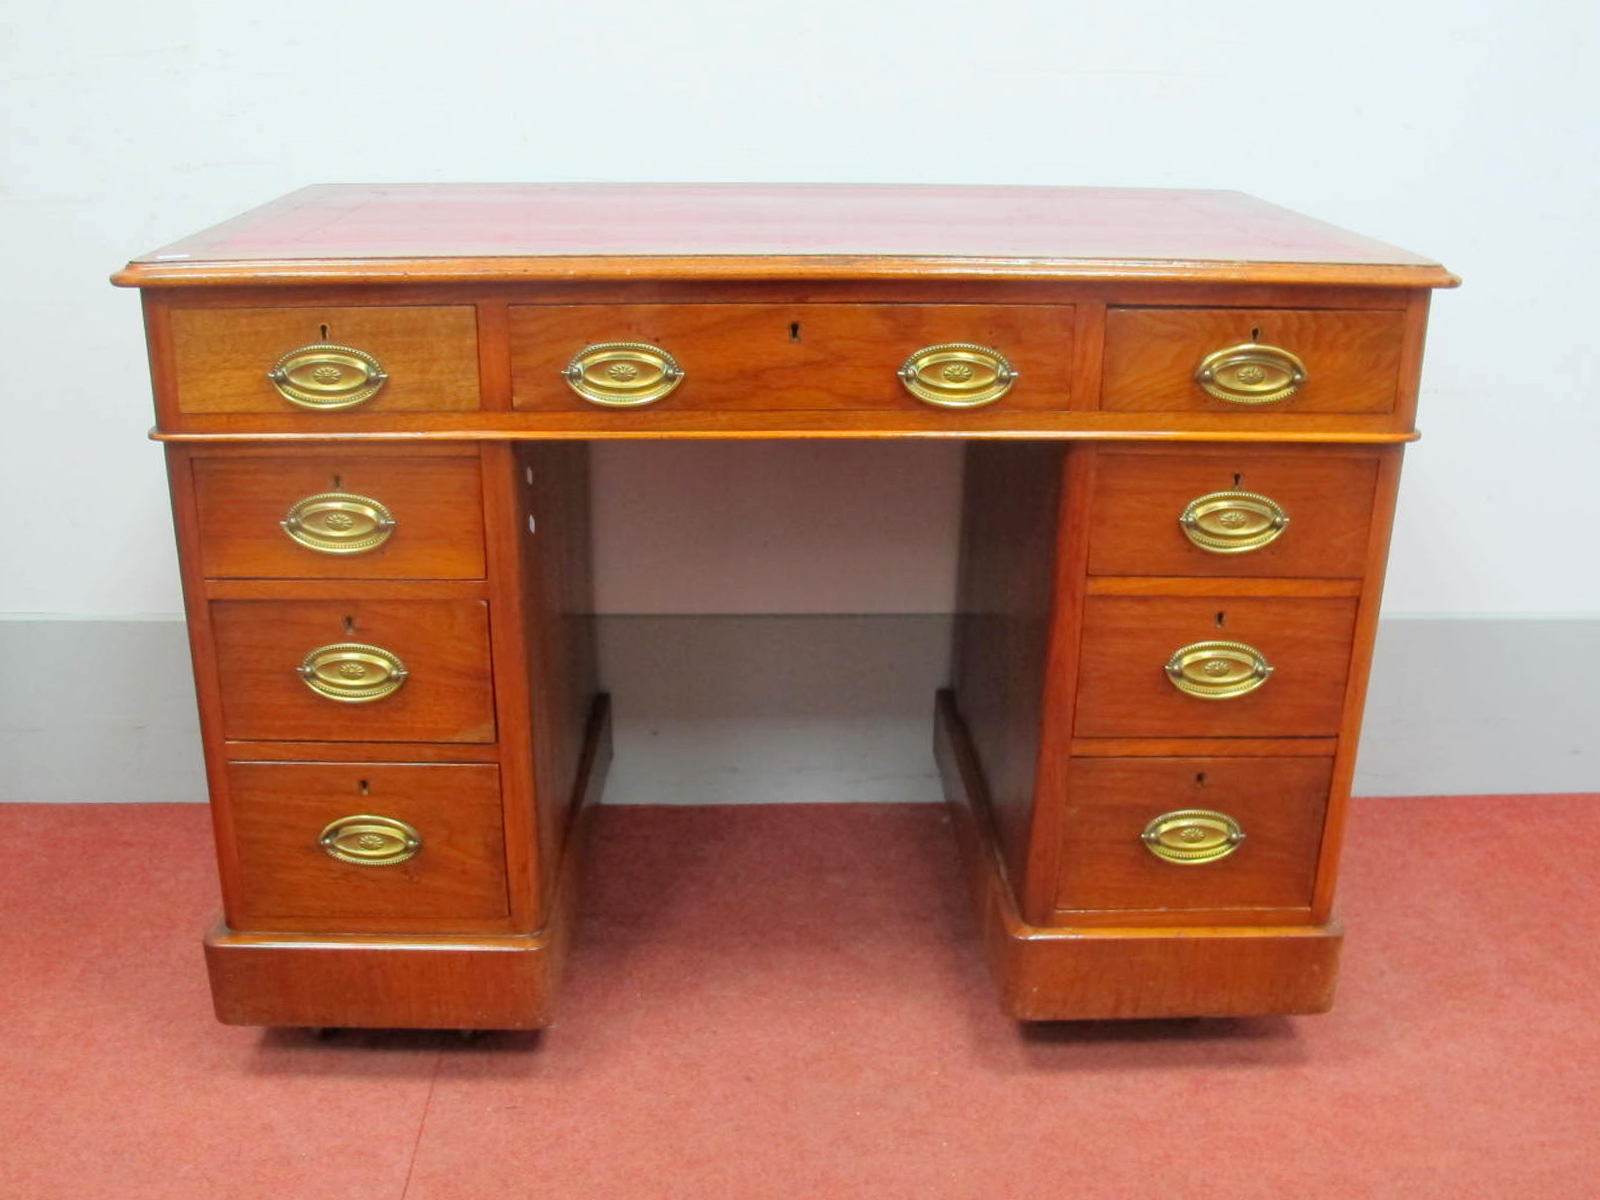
[{"left": 509, "top": 304, "right": 1074, "bottom": 412}]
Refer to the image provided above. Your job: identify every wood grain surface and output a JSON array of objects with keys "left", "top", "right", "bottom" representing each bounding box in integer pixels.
[
  {"left": 1051, "top": 755, "right": 1333, "bottom": 920},
  {"left": 168, "top": 305, "right": 480, "bottom": 413},
  {"left": 1101, "top": 307, "right": 1407, "bottom": 413},
  {"left": 192, "top": 453, "right": 486, "bottom": 579},
  {"left": 1073, "top": 595, "right": 1359, "bottom": 738},
  {"left": 203, "top": 696, "right": 613, "bottom": 1029},
  {"left": 950, "top": 441, "right": 1067, "bottom": 891},
  {"left": 936, "top": 690, "right": 1342, "bottom": 1019},
  {"left": 135, "top": 278, "right": 1434, "bottom": 440},
  {"left": 226, "top": 762, "right": 508, "bottom": 930},
  {"left": 510, "top": 443, "right": 599, "bottom": 921},
  {"left": 1085, "top": 446, "right": 1380, "bottom": 578},
  {"left": 510, "top": 303, "right": 1073, "bottom": 412},
  {"left": 127, "top": 186, "right": 1454, "bottom": 1028},
  {"left": 209, "top": 599, "right": 496, "bottom": 743}
]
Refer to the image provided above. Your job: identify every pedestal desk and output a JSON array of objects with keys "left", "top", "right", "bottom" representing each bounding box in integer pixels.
[{"left": 114, "top": 185, "right": 1456, "bottom": 1028}]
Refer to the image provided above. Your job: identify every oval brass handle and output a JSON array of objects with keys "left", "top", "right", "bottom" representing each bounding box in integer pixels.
[
  {"left": 1141, "top": 809, "right": 1245, "bottom": 865},
  {"left": 298, "top": 642, "right": 409, "bottom": 703},
  {"left": 898, "top": 343, "right": 1017, "bottom": 409},
  {"left": 1179, "top": 490, "right": 1289, "bottom": 554},
  {"left": 281, "top": 492, "right": 397, "bottom": 555},
  {"left": 563, "top": 342, "right": 684, "bottom": 407},
  {"left": 268, "top": 343, "right": 389, "bottom": 410},
  {"left": 318, "top": 815, "right": 422, "bottom": 867},
  {"left": 1165, "top": 640, "right": 1273, "bottom": 699},
  {"left": 1194, "top": 342, "right": 1306, "bottom": 405}
]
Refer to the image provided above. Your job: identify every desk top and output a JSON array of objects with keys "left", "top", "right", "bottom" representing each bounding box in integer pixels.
[{"left": 114, "top": 184, "right": 1456, "bottom": 290}]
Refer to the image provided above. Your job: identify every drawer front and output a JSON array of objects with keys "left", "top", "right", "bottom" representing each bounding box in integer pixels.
[
  {"left": 1053, "top": 756, "right": 1331, "bottom": 916},
  {"left": 1087, "top": 450, "right": 1379, "bottom": 578},
  {"left": 192, "top": 455, "right": 486, "bottom": 579},
  {"left": 1101, "top": 307, "right": 1406, "bottom": 413},
  {"left": 510, "top": 304, "right": 1073, "bottom": 412},
  {"left": 169, "top": 306, "right": 480, "bottom": 414},
  {"left": 227, "top": 762, "right": 508, "bottom": 927},
  {"left": 1074, "top": 596, "right": 1357, "bottom": 738},
  {"left": 211, "top": 600, "right": 496, "bottom": 743}
]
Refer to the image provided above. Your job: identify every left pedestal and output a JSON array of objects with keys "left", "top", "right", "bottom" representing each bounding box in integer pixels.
[{"left": 164, "top": 441, "right": 603, "bottom": 1029}]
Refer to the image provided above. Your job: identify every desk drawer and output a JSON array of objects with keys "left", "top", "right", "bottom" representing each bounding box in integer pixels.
[
  {"left": 1101, "top": 307, "right": 1406, "bottom": 413},
  {"left": 226, "top": 762, "right": 508, "bottom": 929},
  {"left": 192, "top": 454, "right": 486, "bottom": 579},
  {"left": 1053, "top": 756, "right": 1330, "bottom": 919},
  {"left": 169, "top": 305, "right": 480, "bottom": 414},
  {"left": 210, "top": 600, "right": 496, "bottom": 743},
  {"left": 1073, "top": 595, "right": 1357, "bottom": 738},
  {"left": 509, "top": 304, "right": 1073, "bottom": 412},
  {"left": 1086, "top": 449, "right": 1380, "bottom": 578}
]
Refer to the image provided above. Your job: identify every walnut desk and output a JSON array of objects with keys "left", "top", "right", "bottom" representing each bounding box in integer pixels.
[{"left": 114, "top": 185, "right": 1456, "bottom": 1029}]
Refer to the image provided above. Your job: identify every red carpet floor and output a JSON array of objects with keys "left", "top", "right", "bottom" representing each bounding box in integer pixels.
[{"left": 1, "top": 796, "right": 1596, "bottom": 1199}]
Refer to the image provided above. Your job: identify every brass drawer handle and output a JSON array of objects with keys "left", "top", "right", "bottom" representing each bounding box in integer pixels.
[
  {"left": 1142, "top": 809, "right": 1245, "bottom": 865},
  {"left": 281, "top": 492, "right": 396, "bottom": 555},
  {"left": 1179, "top": 490, "right": 1289, "bottom": 554},
  {"left": 297, "top": 642, "right": 409, "bottom": 703},
  {"left": 318, "top": 815, "right": 422, "bottom": 867},
  {"left": 1165, "top": 640, "right": 1272, "bottom": 699},
  {"left": 898, "top": 343, "right": 1017, "bottom": 409},
  {"left": 268, "top": 343, "right": 389, "bottom": 410},
  {"left": 1194, "top": 342, "right": 1306, "bottom": 405},
  {"left": 563, "top": 342, "right": 684, "bottom": 407}
]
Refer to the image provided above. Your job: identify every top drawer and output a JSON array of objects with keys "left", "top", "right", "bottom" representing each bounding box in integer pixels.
[
  {"left": 510, "top": 304, "right": 1073, "bottom": 412},
  {"left": 168, "top": 306, "right": 480, "bottom": 414},
  {"left": 1101, "top": 307, "right": 1406, "bottom": 413},
  {"left": 191, "top": 453, "right": 486, "bottom": 580},
  {"left": 1086, "top": 448, "right": 1380, "bottom": 578}
]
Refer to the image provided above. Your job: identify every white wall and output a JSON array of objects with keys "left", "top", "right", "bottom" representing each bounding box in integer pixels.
[{"left": 2, "top": 0, "right": 1596, "bottom": 620}]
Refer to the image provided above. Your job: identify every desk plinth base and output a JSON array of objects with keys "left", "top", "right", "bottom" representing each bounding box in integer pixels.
[
  {"left": 935, "top": 690, "right": 1343, "bottom": 1021},
  {"left": 204, "top": 697, "right": 611, "bottom": 1031},
  {"left": 203, "top": 928, "right": 567, "bottom": 1031}
]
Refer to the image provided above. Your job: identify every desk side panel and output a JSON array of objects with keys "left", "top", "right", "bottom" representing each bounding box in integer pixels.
[
  {"left": 950, "top": 442, "right": 1067, "bottom": 892},
  {"left": 508, "top": 442, "right": 599, "bottom": 920}
]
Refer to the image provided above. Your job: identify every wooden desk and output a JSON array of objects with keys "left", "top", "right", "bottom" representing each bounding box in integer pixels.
[{"left": 115, "top": 185, "right": 1456, "bottom": 1028}]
